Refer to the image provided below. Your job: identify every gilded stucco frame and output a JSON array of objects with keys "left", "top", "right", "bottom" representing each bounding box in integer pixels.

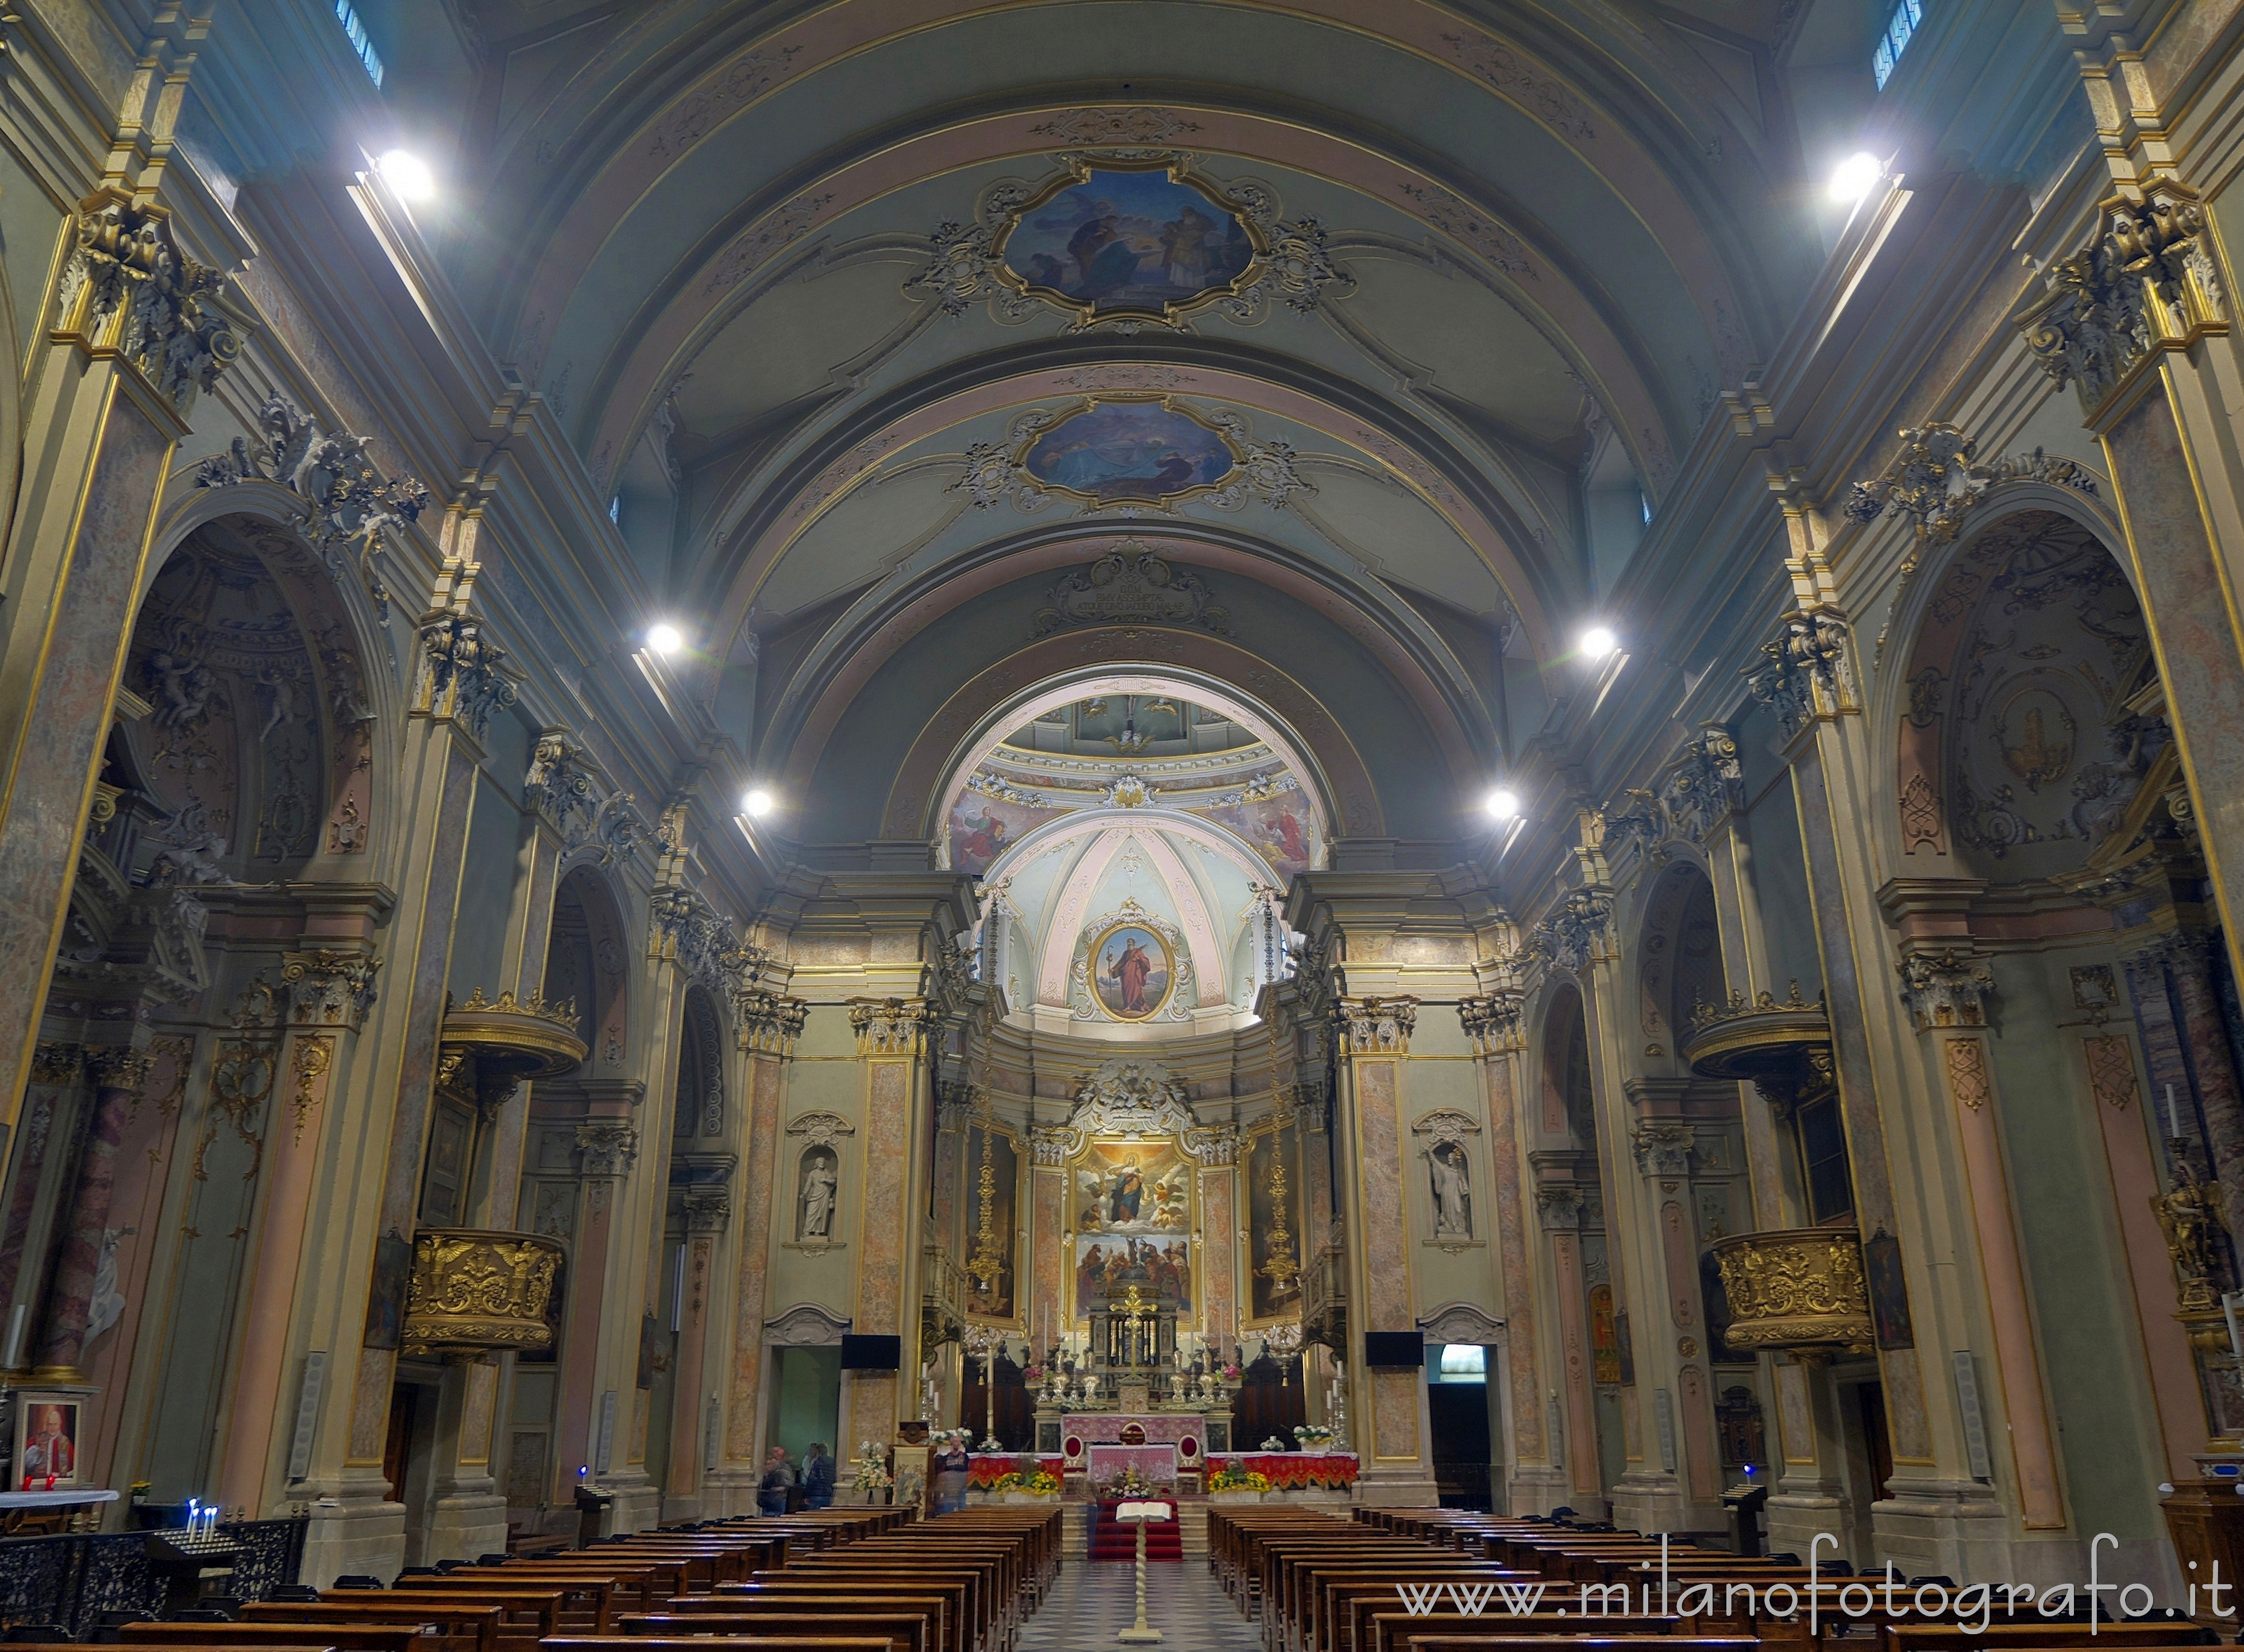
[
  {"left": 963, "top": 1112, "right": 1028, "bottom": 1330},
  {"left": 1063, "top": 1132, "right": 1201, "bottom": 1330}
]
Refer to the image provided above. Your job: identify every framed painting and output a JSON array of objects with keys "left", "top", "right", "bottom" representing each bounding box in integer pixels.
[
  {"left": 12, "top": 1392, "right": 80, "bottom": 1489},
  {"left": 991, "top": 157, "right": 1263, "bottom": 326},
  {"left": 1089, "top": 919, "right": 1175, "bottom": 1021},
  {"left": 1074, "top": 1233, "right": 1193, "bottom": 1317},
  {"left": 1018, "top": 397, "right": 1239, "bottom": 510}
]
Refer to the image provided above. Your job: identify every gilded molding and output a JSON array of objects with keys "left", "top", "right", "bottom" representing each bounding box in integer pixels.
[
  {"left": 847, "top": 995, "right": 940, "bottom": 1057},
  {"left": 1709, "top": 1228, "right": 1875, "bottom": 1356},
  {"left": 402, "top": 1228, "right": 565, "bottom": 1356},
  {"left": 1942, "top": 1036, "right": 1992, "bottom": 1113},
  {"left": 1331, "top": 995, "right": 1417, "bottom": 1056}
]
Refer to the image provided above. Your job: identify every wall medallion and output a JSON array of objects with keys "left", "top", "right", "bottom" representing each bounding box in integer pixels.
[{"left": 1088, "top": 917, "right": 1176, "bottom": 1021}]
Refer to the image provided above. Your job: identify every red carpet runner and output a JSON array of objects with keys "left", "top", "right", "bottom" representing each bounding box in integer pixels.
[{"left": 1089, "top": 1498, "right": 1183, "bottom": 1561}]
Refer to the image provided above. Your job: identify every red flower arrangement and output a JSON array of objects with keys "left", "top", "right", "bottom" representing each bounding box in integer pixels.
[
  {"left": 967, "top": 1453, "right": 1066, "bottom": 1489},
  {"left": 1204, "top": 1452, "right": 1359, "bottom": 1491}
]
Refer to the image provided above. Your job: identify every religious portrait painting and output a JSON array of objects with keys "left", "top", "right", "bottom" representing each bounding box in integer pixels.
[
  {"left": 1089, "top": 920, "right": 1175, "bottom": 1021},
  {"left": 12, "top": 1394, "right": 79, "bottom": 1488},
  {"left": 1074, "top": 1234, "right": 1193, "bottom": 1315},
  {"left": 963, "top": 1121, "right": 1022, "bottom": 1322},
  {"left": 946, "top": 791, "right": 1057, "bottom": 875},
  {"left": 1244, "top": 1124, "right": 1302, "bottom": 1323},
  {"left": 1200, "top": 793, "right": 1316, "bottom": 877},
  {"left": 1020, "top": 399, "right": 1237, "bottom": 508},
  {"left": 996, "top": 163, "right": 1256, "bottom": 318},
  {"left": 1073, "top": 1140, "right": 1190, "bottom": 1237}
]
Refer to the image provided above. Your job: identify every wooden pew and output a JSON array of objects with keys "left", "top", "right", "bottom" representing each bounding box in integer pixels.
[{"left": 242, "top": 1600, "right": 506, "bottom": 1652}]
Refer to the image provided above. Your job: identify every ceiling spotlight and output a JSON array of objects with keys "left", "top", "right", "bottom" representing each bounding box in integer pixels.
[
  {"left": 1578, "top": 626, "right": 1618, "bottom": 661},
  {"left": 742, "top": 788, "right": 776, "bottom": 819},
  {"left": 377, "top": 149, "right": 436, "bottom": 202},
  {"left": 1484, "top": 788, "right": 1522, "bottom": 822},
  {"left": 1828, "top": 151, "right": 1883, "bottom": 204},
  {"left": 646, "top": 623, "right": 684, "bottom": 655}
]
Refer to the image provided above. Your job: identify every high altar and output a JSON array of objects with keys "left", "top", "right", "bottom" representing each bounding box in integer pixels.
[{"left": 959, "top": 1060, "right": 1284, "bottom": 1493}]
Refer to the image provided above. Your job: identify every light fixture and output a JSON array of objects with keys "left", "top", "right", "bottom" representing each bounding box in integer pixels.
[
  {"left": 377, "top": 149, "right": 435, "bottom": 202},
  {"left": 646, "top": 623, "right": 684, "bottom": 655},
  {"left": 742, "top": 788, "right": 776, "bottom": 819},
  {"left": 1578, "top": 626, "right": 1618, "bottom": 661},
  {"left": 1828, "top": 152, "right": 1883, "bottom": 204},
  {"left": 1483, "top": 787, "right": 1521, "bottom": 822}
]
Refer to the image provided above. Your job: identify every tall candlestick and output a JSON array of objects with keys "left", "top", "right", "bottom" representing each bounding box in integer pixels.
[{"left": 2169, "top": 1082, "right": 2184, "bottom": 1140}]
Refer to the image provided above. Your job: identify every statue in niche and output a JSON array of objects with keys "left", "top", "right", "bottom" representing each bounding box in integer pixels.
[
  {"left": 1428, "top": 1141, "right": 1473, "bottom": 1238},
  {"left": 798, "top": 1148, "right": 839, "bottom": 1241}
]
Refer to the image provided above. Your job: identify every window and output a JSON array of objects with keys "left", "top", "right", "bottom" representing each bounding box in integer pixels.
[
  {"left": 608, "top": 495, "right": 623, "bottom": 525},
  {"left": 1796, "top": 1091, "right": 1854, "bottom": 1223},
  {"left": 1872, "top": 0, "right": 1923, "bottom": 89},
  {"left": 335, "top": 0, "right": 384, "bottom": 88},
  {"left": 1435, "top": 1345, "right": 1486, "bottom": 1384},
  {"left": 1640, "top": 492, "right": 1654, "bottom": 526}
]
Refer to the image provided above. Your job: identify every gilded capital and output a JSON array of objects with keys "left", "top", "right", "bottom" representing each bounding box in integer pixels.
[
  {"left": 524, "top": 729, "right": 644, "bottom": 865},
  {"left": 1533, "top": 1183, "right": 1587, "bottom": 1233},
  {"left": 1896, "top": 948, "right": 1995, "bottom": 1032},
  {"left": 281, "top": 948, "right": 381, "bottom": 1029},
  {"left": 55, "top": 188, "right": 246, "bottom": 414},
  {"left": 1330, "top": 995, "right": 1417, "bottom": 1056},
  {"left": 412, "top": 613, "right": 518, "bottom": 739},
  {"left": 84, "top": 1048, "right": 153, "bottom": 1093},
  {"left": 30, "top": 1044, "right": 83, "bottom": 1087},
  {"left": 1629, "top": 1120, "right": 1695, "bottom": 1179},
  {"left": 848, "top": 995, "right": 940, "bottom": 1057},
  {"left": 1458, "top": 990, "right": 1526, "bottom": 1057},
  {"left": 737, "top": 989, "right": 809, "bottom": 1057},
  {"left": 683, "top": 1188, "right": 732, "bottom": 1233}
]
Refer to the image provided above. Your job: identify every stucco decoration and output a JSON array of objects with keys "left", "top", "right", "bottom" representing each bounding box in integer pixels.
[
  {"left": 765, "top": 1302, "right": 852, "bottom": 1346},
  {"left": 1069, "top": 898, "right": 1196, "bottom": 1025},
  {"left": 1030, "top": 1058, "right": 1237, "bottom": 1167},
  {"left": 1896, "top": 510, "right": 2155, "bottom": 874},
  {"left": 1034, "top": 544, "right": 1231, "bottom": 635},
  {"left": 952, "top": 395, "right": 1310, "bottom": 516},
  {"left": 1418, "top": 1302, "right": 1505, "bottom": 1344}
]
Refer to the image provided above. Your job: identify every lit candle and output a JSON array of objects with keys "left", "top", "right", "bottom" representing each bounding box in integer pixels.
[{"left": 2169, "top": 1083, "right": 2184, "bottom": 1140}]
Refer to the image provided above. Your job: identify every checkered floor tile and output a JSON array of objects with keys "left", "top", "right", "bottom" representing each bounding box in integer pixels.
[{"left": 1017, "top": 1558, "right": 1262, "bottom": 1649}]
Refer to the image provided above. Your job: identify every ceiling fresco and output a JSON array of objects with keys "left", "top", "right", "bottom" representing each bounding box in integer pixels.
[{"left": 347, "top": 0, "right": 1852, "bottom": 850}]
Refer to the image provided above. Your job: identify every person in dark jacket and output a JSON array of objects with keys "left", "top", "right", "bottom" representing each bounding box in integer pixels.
[
  {"left": 757, "top": 1446, "right": 795, "bottom": 1516},
  {"left": 802, "top": 1442, "right": 836, "bottom": 1508}
]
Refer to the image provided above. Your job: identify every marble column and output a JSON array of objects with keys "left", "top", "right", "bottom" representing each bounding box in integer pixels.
[
  {"left": 30, "top": 1047, "right": 151, "bottom": 1379},
  {"left": 0, "top": 188, "right": 233, "bottom": 1144},
  {"left": 840, "top": 997, "right": 938, "bottom": 1450},
  {"left": 1534, "top": 1180, "right": 1604, "bottom": 1507},
  {"left": 1327, "top": 996, "right": 1434, "bottom": 1502},
  {"left": 215, "top": 948, "right": 376, "bottom": 1516},
  {"left": 664, "top": 1188, "right": 728, "bottom": 1514},
  {"left": 714, "top": 990, "right": 803, "bottom": 1509},
  {"left": 554, "top": 1120, "right": 638, "bottom": 1491},
  {"left": 1462, "top": 985, "right": 1552, "bottom": 1500}
]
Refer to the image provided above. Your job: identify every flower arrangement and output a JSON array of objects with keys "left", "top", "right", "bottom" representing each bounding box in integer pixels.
[
  {"left": 1096, "top": 1462, "right": 1169, "bottom": 1500},
  {"left": 1293, "top": 1423, "right": 1335, "bottom": 1449},
  {"left": 850, "top": 1441, "right": 893, "bottom": 1493},
  {"left": 1208, "top": 1462, "right": 1271, "bottom": 1495},
  {"left": 1208, "top": 1452, "right": 1359, "bottom": 1491},
  {"left": 1023, "top": 1469, "right": 1060, "bottom": 1496},
  {"left": 1220, "top": 1363, "right": 1242, "bottom": 1381},
  {"left": 1023, "top": 1364, "right": 1044, "bottom": 1383}
]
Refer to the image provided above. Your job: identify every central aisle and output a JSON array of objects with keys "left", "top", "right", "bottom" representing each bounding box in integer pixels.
[{"left": 1016, "top": 1556, "right": 1261, "bottom": 1650}]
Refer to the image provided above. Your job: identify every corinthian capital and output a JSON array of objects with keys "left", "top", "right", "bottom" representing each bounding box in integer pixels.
[
  {"left": 1896, "top": 948, "right": 1995, "bottom": 1032},
  {"left": 281, "top": 948, "right": 380, "bottom": 1029},
  {"left": 413, "top": 614, "right": 518, "bottom": 739},
  {"left": 738, "top": 989, "right": 809, "bottom": 1057},
  {"left": 575, "top": 1120, "right": 640, "bottom": 1180},
  {"left": 1458, "top": 990, "right": 1526, "bottom": 1057},
  {"left": 1331, "top": 995, "right": 1417, "bottom": 1056},
  {"left": 847, "top": 996, "right": 940, "bottom": 1057},
  {"left": 84, "top": 1048, "right": 153, "bottom": 1093}
]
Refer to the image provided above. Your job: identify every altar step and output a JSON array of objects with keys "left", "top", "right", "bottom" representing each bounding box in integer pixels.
[{"left": 1084, "top": 1500, "right": 1186, "bottom": 1563}]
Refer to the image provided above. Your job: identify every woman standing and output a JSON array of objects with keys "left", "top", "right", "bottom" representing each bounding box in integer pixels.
[{"left": 757, "top": 1445, "right": 796, "bottom": 1516}]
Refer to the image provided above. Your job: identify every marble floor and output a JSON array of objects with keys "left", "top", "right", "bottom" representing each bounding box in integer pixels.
[{"left": 1017, "top": 1558, "right": 1261, "bottom": 1650}]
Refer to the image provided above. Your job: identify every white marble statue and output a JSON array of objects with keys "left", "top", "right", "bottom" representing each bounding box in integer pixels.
[
  {"left": 800, "top": 1150, "right": 838, "bottom": 1238},
  {"left": 1429, "top": 1143, "right": 1472, "bottom": 1237}
]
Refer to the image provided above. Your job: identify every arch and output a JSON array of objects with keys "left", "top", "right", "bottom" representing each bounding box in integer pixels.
[
  {"left": 549, "top": 863, "right": 633, "bottom": 1075},
  {"left": 758, "top": 526, "right": 1499, "bottom": 785},
  {"left": 1883, "top": 504, "right": 2156, "bottom": 884},
  {"left": 869, "top": 646, "right": 1386, "bottom": 842},
  {"left": 1539, "top": 983, "right": 1595, "bottom": 1149},
  {"left": 1633, "top": 857, "right": 1725, "bottom": 1078},
  {"left": 674, "top": 986, "right": 727, "bottom": 1141}
]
